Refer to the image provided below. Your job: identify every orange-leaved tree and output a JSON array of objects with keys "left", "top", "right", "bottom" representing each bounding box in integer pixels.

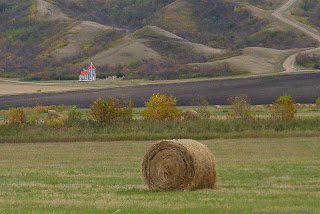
[{"left": 8, "top": 107, "right": 26, "bottom": 126}]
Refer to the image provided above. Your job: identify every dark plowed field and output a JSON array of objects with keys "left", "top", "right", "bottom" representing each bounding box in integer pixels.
[{"left": 1, "top": 73, "right": 320, "bottom": 109}]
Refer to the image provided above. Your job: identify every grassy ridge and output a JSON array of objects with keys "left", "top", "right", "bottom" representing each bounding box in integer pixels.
[{"left": 0, "top": 138, "right": 319, "bottom": 213}]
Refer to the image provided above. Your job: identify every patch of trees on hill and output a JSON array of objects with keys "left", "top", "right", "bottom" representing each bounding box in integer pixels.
[
  {"left": 0, "top": 0, "right": 70, "bottom": 78},
  {"left": 294, "top": 0, "right": 320, "bottom": 28},
  {"left": 296, "top": 52, "right": 320, "bottom": 69},
  {"left": 53, "top": 0, "right": 176, "bottom": 28},
  {"left": 155, "top": 0, "right": 316, "bottom": 50},
  {"left": 21, "top": 59, "right": 247, "bottom": 81},
  {"left": 191, "top": 0, "right": 268, "bottom": 49},
  {"left": 248, "top": 30, "right": 318, "bottom": 49}
]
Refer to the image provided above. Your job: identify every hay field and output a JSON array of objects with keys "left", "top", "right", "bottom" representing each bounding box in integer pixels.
[
  {"left": 0, "top": 81, "right": 88, "bottom": 96},
  {"left": 0, "top": 78, "right": 224, "bottom": 96},
  {"left": 0, "top": 138, "right": 319, "bottom": 213}
]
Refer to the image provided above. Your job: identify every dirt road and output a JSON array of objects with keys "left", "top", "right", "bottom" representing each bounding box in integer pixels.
[
  {"left": 1, "top": 73, "right": 320, "bottom": 109},
  {"left": 272, "top": 0, "right": 320, "bottom": 72}
]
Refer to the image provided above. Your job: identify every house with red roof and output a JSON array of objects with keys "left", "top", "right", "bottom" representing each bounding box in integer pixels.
[{"left": 79, "top": 62, "right": 96, "bottom": 81}]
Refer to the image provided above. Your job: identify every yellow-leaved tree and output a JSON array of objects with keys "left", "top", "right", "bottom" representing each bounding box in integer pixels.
[
  {"left": 141, "top": 94, "right": 182, "bottom": 120},
  {"left": 270, "top": 94, "right": 296, "bottom": 121}
]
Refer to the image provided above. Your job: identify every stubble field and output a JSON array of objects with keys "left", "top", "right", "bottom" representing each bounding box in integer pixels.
[
  {"left": 0, "top": 138, "right": 319, "bottom": 213},
  {"left": 1, "top": 72, "right": 320, "bottom": 109}
]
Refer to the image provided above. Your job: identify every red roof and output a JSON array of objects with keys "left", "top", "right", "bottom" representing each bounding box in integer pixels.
[
  {"left": 80, "top": 70, "right": 89, "bottom": 76},
  {"left": 89, "top": 64, "right": 96, "bottom": 70}
]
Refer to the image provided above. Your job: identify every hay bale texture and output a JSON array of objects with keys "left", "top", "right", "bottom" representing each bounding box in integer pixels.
[
  {"left": 142, "top": 139, "right": 217, "bottom": 191},
  {"left": 183, "top": 110, "right": 199, "bottom": 120}
]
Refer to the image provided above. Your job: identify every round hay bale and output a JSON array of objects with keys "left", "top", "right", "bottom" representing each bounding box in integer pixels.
[
  {"left": 296, "top": 103, "right": 302, "bottom": 108},
  {"left": 48, "top": 110, "right": 58, "bottom": 118},
  {"left": 255, "top": 105, "right": 264, "bottom": 110},
  {"left": 214, "top": 105, "right": 221, "bottom": 110},
  {"left": 142, "top": 139, "right": 217, "bottom": 191},
  {"left": 183, "top": 110, "right": 199, "bottom": 120},
  {"left": 309, "top": 104, "right": 316, "bottom": 108}
]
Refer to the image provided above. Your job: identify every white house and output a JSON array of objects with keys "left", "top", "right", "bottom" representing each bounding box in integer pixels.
[{"left": 79, "top": 62, "right": 96, "bottom": 81}]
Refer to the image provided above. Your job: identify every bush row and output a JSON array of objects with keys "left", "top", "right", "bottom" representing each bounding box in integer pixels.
[{"left": 3, "top": 93, "right": 320, "bottom": 128}]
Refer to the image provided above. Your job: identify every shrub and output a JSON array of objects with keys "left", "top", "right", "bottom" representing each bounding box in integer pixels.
[
  {"left": 8, "top": 107, "right": 26, "bottom": 125},
  {"left": 90, "top": 97, "right": 133, "bottom": 122},
  {"left": 33, "top": 105, "right": 49, "bottom": 114},
  {"left": 190, "top": 96, "right": 210, "bottom": 119},
  {"left": 316, "top": 97, "right": 320, "bottom": 108},
  {"left": 227, "top": 95, "right": 255, "bottom": 120},
  {"left": 270, "top": 94, "right": 297, "bottom": 121},
  {"left": 141, "top": 94, "right": 182, "bottom": 120},
  {"left": 48, "top": 105, "right": 57, "bottom": 110},
  {"left": 46, "top": 117, "right": 65, "bottom": 127},
  {"left": 67, "top": 106, "right": 83, "bottom": 124},
  {"left": 57, "top": 104, "right": 67, "bottom": 112},
  {"left": 27, "top": 113, "right": 42, "bottom": 125}
]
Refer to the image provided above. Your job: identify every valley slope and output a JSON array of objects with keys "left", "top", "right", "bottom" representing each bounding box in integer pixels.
[{"left": 0, "top": 0, "right": 318, "bottom": 81}]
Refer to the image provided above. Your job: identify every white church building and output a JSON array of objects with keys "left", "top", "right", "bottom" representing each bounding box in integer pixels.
[{"left": 79, "top": 62, "right": 96, "bottom": 81}]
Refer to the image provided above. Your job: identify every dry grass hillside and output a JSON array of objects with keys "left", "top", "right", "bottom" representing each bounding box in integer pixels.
[
  {"left": 50, "top": 21, "right": 115, "bottom": 59},
  {"left": 36, "top": 0, "right": 70, "bottom": 21},
  {"left": 37, "top": 0, "right": 312, "bottom": 67},
  {"left": 152, "top": 0, "right": 198, "bottom": 34},
  {"left": 191, "top": 47, "right": 299, "bottom": 74},
  {"left": 84, "top": 37, "right": 161, "bottom": 66},
  {"left": 135, "top": 26, "right": 224, "bottom": 57},
  {"left": 83, "top": 25, "right": 224, "bottom": 66}
]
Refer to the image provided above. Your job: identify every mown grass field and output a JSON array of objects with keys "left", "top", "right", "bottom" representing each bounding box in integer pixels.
[{"left": 0, "top": 138, "right": 319, "bottom": 213}]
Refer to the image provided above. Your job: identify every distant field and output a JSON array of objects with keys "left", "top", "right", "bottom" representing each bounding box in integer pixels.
[
  {"left": 0, "top": 81, "right": 87, "bottom": 96},
  {"left": 0, "top": 138, "right": 319, "bottom": 213},
  {"left": 0, "top": 77, "right": 245, "bottom": 96},
  {"left": 1, "top": 72, "right": 320, "bottom": 109}
]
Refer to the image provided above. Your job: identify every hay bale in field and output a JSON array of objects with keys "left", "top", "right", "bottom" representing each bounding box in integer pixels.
[
  {"left": 255, "top": 105, "right": 263, "bottom": 110},
  {"left": 296, "top": 103, "right": 302, "bottom": 108},
  {"left": 142, "top": 139, "right": 217, "bottom": 191},
  {"left": 183, "top": 110, "right": 199, "bottom": 120},
  {"left": 268, "top": 104, "right": 273, "bottom": 108},
  {"left": 48, "top": 110, "right": 58, "bottom": 118},
  {"left": 309, "top": 104, "right": 316, "bottom": 108},
  {"left": 214, "top": 105, "right": 221, "bottom": 110}
]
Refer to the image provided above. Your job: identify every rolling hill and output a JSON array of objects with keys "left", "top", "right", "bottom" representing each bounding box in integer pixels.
[{"left": 0, "top": 0, "right": 318, "bottom": 81}]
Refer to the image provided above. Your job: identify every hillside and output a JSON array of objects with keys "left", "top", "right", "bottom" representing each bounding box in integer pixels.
[
  {"left": 292, "top": 0, "right": 320, "bottom": 29},
  {"left": 0, "top": 0, "right": 319, "bottom": 81},
  {"left": 191, "top": 47, "right": 299, "bottom": 74}
]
